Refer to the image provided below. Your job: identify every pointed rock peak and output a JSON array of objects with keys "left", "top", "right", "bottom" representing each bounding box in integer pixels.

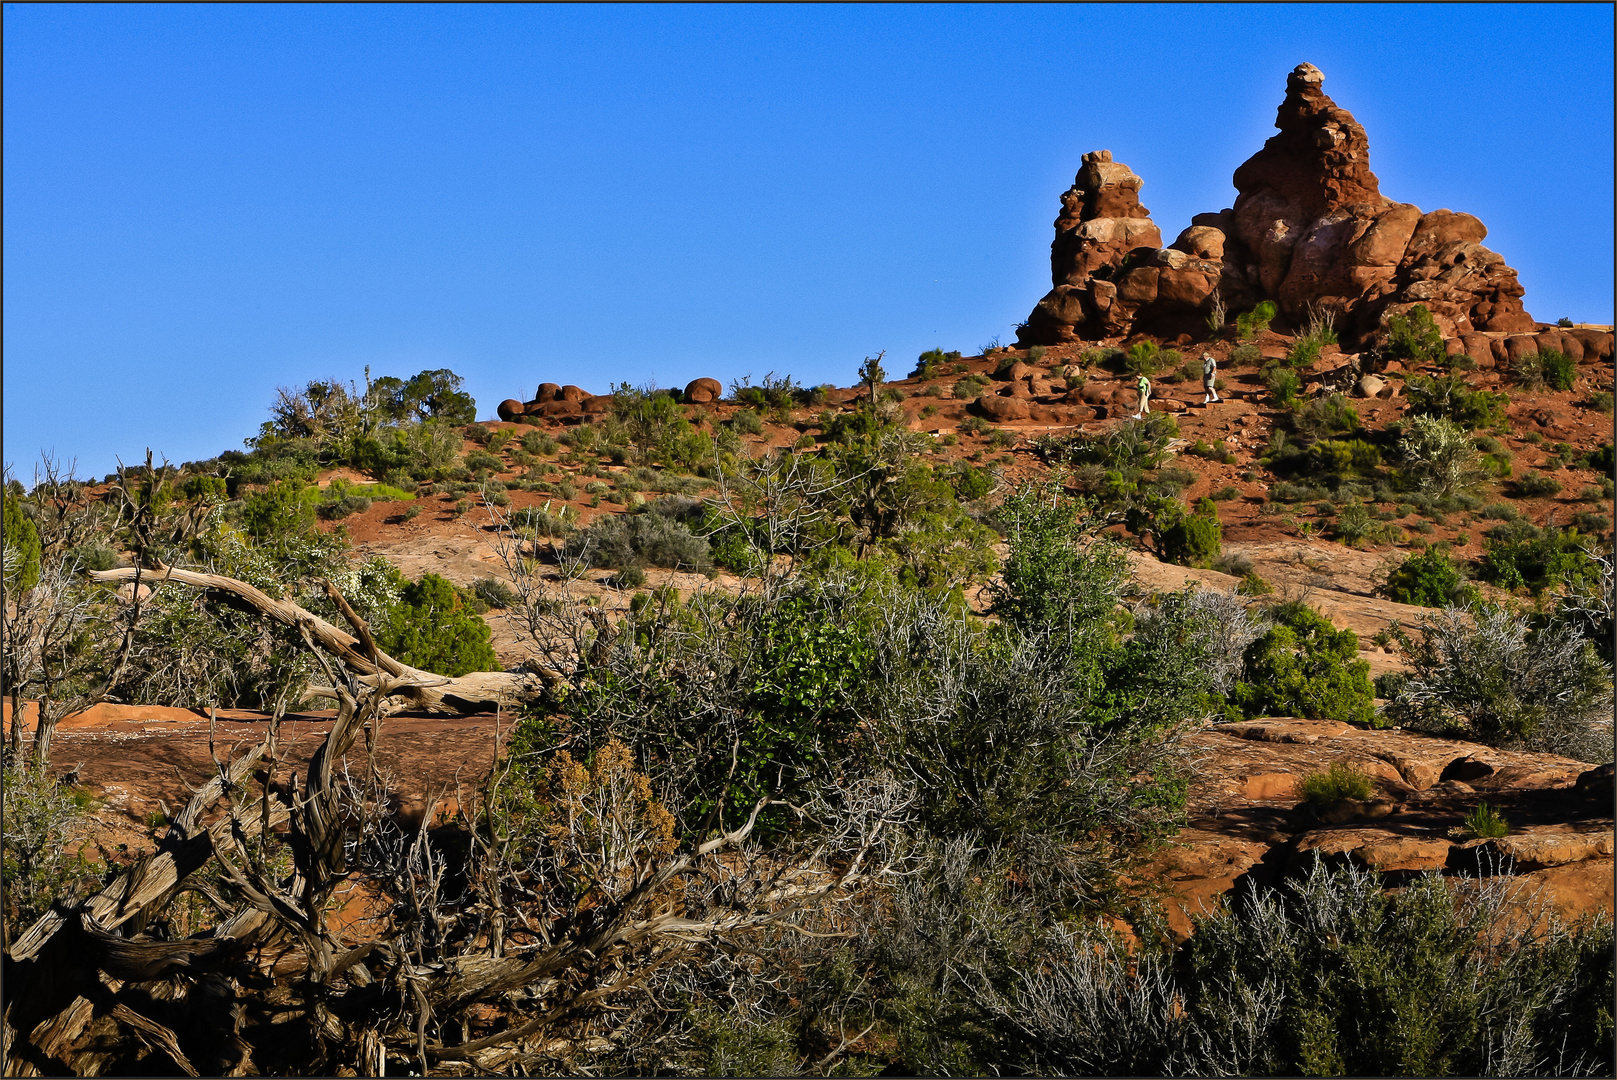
[{"left": 1235, "top": 62, "right": 1383, "bottom": 222}]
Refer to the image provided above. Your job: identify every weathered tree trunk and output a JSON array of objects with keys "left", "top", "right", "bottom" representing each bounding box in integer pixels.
[{"left": 89, "top": 565, "right": 553, "bottom": 714}]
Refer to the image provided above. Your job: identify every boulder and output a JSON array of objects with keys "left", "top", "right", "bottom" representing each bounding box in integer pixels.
[
  {"left": 1504, "top": 335, "right": 1540, "bottom": 363},
  {"left": 558, "top": 385, "right": 588, "bottom": 403},
  {"left": 496, "top": 399, "right": 527, "bottom": 422},
  {"left": 1353, "top": 374, "right": 1386, "bottom": 398},
  {"left": 684, "top": 377, "right": 724, "bottom": 403},
  {"left": 1171, "top": 225, "right": 1226, "bottom": 260},
  {"left": 534, "top": 382, "right": 562, "bottom": 403},
  {"left": 1079, "top": 382, "right": 1115, "bottom": 406},
  {"left": 580, "top": 395, "right": 612, "bottom": 414},
  {"left": 974, "top": 395, "right": 1030, "bottom": 422}
]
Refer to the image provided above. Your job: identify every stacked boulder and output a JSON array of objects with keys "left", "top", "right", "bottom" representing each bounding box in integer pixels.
[
  {"left": 1018, "top": 63, "right": 1547, "bottom": 348},
  {"left": 495, "top": 383, "right": 608, "bottom": 422},
  {"left": 1019, "top": 151, "right": 1231, "bottom": 344}
]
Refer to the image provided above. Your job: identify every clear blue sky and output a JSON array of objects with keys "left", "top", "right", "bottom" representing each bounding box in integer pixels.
[{"left": 5, "top": 3, "right": 1612, "bottom": 479}]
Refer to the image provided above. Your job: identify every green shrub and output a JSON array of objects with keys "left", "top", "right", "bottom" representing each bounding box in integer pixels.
[
  {"left": 952, "top": 374, "right": 990, "bottom": 400},
  {"left": 1289, "top": 393, "right": 1361, "bottom": 441},
  {"left": 1124, "top": 339, "right": 1164, "bottom": 375},
  {"left": 1210, "top": 485, "right": 1241, "bottom": 501},
  {"left": 1386, "top": 602, "right": 1611, "bottom": 759},
  {"left": 1540, "top": 349, "right": 1577, "bottom": 392},
  {"left": 1285, "top": 338, "right": 1321, "bottom": 368},
  {"left": 471, "top": 577, "right": 519, "bottom": 609},
  {"left": 3, "top": 493, "right": 42, "bottom": 591},
  {"left": 1385, "top": 549, "right": 1477, "bottom": 607},
  {"left": 562, "top": 510, "right": 711, "bottom": 572},
  {"left": 2, "top": 761, "right": 99, "bottom": 937},
  {"left": 181, "top": 474, "right": 228, "bottom": 501},
  {"left": 1296, "top": 760, "right": 1373, "bottom": 804},
  {"left": 1478, "top": 523, "right": 1601, "bottom": 594},
  {"left": 1235, "top": 300, "right": 1277, "bottom": 340},
  {"left": 1461, "top": 800, "right": 1510, "bottom": 839},
  {"left": 1382, "top": 303, "right": 1445, "bottom": 367},
  {"left": 1265, "top": 367, "right": 1301, "bottom": 407},
  {"left": 464, "top": 450, "right": 504, "bottom": 474},
  {"left": 1238, "top": 571, "right": 1274, "bottom": 596},
  {"left": 911, "top": 348, "right": 962, "bottom": 380},
  {"left": 1515, "top": 472, "right": 1563, "bottom": 498},
  {"left": 241, "top": 480, "right": 317, "bottom": 543},
  {"left": 1232, "top": 602, "right": 1377, "bottom": 726},
  {"left": 1404, "top": 373, "right": 1510, "bottom": 430},
  {"left": 1584, "top": 443, "right": 1615, "bottom": 475},
  {"left": 1586, "top": 391, "right": 1614, "bottom": 414},
  {"left": 1332, "top": 499, "right": 1396, "bottom": 547},
  {"left": 521, "top": 431, "right": 557, "bottom": 456},
  {"left": 608, "top": 565, "right": 648, "bottom": 590},
  {"left": 725, "top": 408, "right": 763, "bottom": 436},
  {"left": 1398, "top": 415, "right": 1489, "bottom": 500},
  {"left": 1228, "top": 342, "right": 1262, "bottom": 367},
  {"left": 377, "top": 572, "right": 499, "bottom": 676},
  {"left": 1572, "top": 511, "right": 1611, "bottom": 535}
]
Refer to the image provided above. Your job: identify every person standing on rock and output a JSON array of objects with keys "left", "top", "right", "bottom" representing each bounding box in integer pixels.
[
  {"left": 1132, "top": 373, "right": 1152, "bottom": 419},
  {"left": 1202, "top": 352, "right": 1221, "bottom": 404}
]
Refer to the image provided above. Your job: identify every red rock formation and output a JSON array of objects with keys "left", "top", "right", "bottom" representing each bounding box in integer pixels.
[
  {"left": 1018, "top": 63, "right": 1540, "bottom": 348},
  {"left": 683, "top": 377, "right": 723, "bottom": 403}
]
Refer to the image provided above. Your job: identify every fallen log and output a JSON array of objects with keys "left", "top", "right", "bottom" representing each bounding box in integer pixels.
[{"left": 88, "top": 565, "right": 554, "bottom": 715}]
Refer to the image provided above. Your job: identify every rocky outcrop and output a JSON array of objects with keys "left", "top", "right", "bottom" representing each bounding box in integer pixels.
[
  {"left": 1149, "top": 718, "right": 1614, "bottom": 940},
  {"left": 683, "top": 377, "right": 724, "bottom": 403},
  {"left": 1018, "top": 64, "right": 1539, "bottom": 348},
  {"left": 1019, "top": 151, "right": 1232, "bottom": 344}
]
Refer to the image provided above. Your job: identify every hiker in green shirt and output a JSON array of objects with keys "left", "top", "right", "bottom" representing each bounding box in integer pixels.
[{"left": 1132, "top": 373, "right": 1152, "bottom": 419}]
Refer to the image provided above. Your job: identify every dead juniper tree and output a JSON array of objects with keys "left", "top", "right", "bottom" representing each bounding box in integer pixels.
[{"left": 2, "top": 567, "right": 913, "bottom": 1076}]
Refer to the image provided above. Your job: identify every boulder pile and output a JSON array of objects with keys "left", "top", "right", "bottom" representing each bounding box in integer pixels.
[
  {"left": 1018, "top": 63, "right": 1548, "bottom": 348},
  {"left": 496, "top": 383, "right": 610, "bottom": 422}
]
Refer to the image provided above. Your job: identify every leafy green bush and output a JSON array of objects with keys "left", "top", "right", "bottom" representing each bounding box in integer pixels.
[
  {"left": 951, "top": 374, "right": 990, "bottom": 401},
  {"left": 1124, "top": 339, "right": 1164, "bottom": 375},
  {"left": 1235, "top": 300, "right": 1277, "bottom": 340},
  {"left": 1384, "top": 548, "right": 1475, "bottom": 607},
  {"left": 3, "top": 492, "right": 42, "bottom": 591},
  {"left": 1461, "top": 800, "right": 1509, "bottom": 839},
  {"left": 241, "top": 480, "right": 317, "bottom": 544},
  {"left": 1515, "top": 472, "right": 1563, "bottom": 498},
  {"left": 1289, "top": 393, "right": 1361, "bottom": 441},
  {"left": 1386, "top": 602, "right": 1611, "bottom": 759},
  {"left": 1403, "top": 372, "right": 1510, "bottom": 430},
  {"left": 2, "top": 761, "right": 100, "bottom": 937},
  {"left": 376, "top": 572, "right": 499, "bottom": 677},
  {"left": 1331, "top": 499, "right": 1397, "bottom": 547},
  {"left": 1285, "top": 338, "right": 1322, "bottom": 368},
  {"left": 562, "top": 509, "right": 711, "bottom": 572},
  {"left": 1232, "top": 601, "right": 1376, "bottom": 726},
  {"left": 1228, "top": 342, "right": 1262, "bottom": 367},
  {"left": 1478, "top": 522, "right": 1601, "bottom": 594},
  {"left": 1134, "top": 496, "right": 1223, "bottom": 567},
  {"left": 1398, "top": 415, "right": 1490, "bottom": 500},
  {"left": 471, "top": 577, "right": 519, "bottom": 609},
  {"left": 1382, "top": 303, "right": 1445, "bottom": 367},
  {"left": 1265, "top": 367, "right": 1301, "bottom": 407},
  {"left": 728, "top": 408, "right": 764, "bottom": 436},
  {"left": 911, "top": 348, "right": 962, "bottom": 380},
  {"left": 1296, "top": 760, "right": 1373, "bottom": 803},
  {"left": 1540, "top": 349, "right": 1577, "bottom": 392}
]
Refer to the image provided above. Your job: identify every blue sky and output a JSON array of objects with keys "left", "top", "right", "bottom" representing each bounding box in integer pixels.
[{"left": 5, "top": 4, "right": 1612, "bottom": 479}]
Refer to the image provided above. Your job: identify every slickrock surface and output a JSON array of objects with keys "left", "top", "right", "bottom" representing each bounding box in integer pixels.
[{"left": 1150, "top": 718, "right": 1614, "bottom": 939}]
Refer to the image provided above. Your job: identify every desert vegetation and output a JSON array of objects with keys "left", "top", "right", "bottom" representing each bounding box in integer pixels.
[{"left": 4, "top": 55, "right": 1616, "bottom": 1072}]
